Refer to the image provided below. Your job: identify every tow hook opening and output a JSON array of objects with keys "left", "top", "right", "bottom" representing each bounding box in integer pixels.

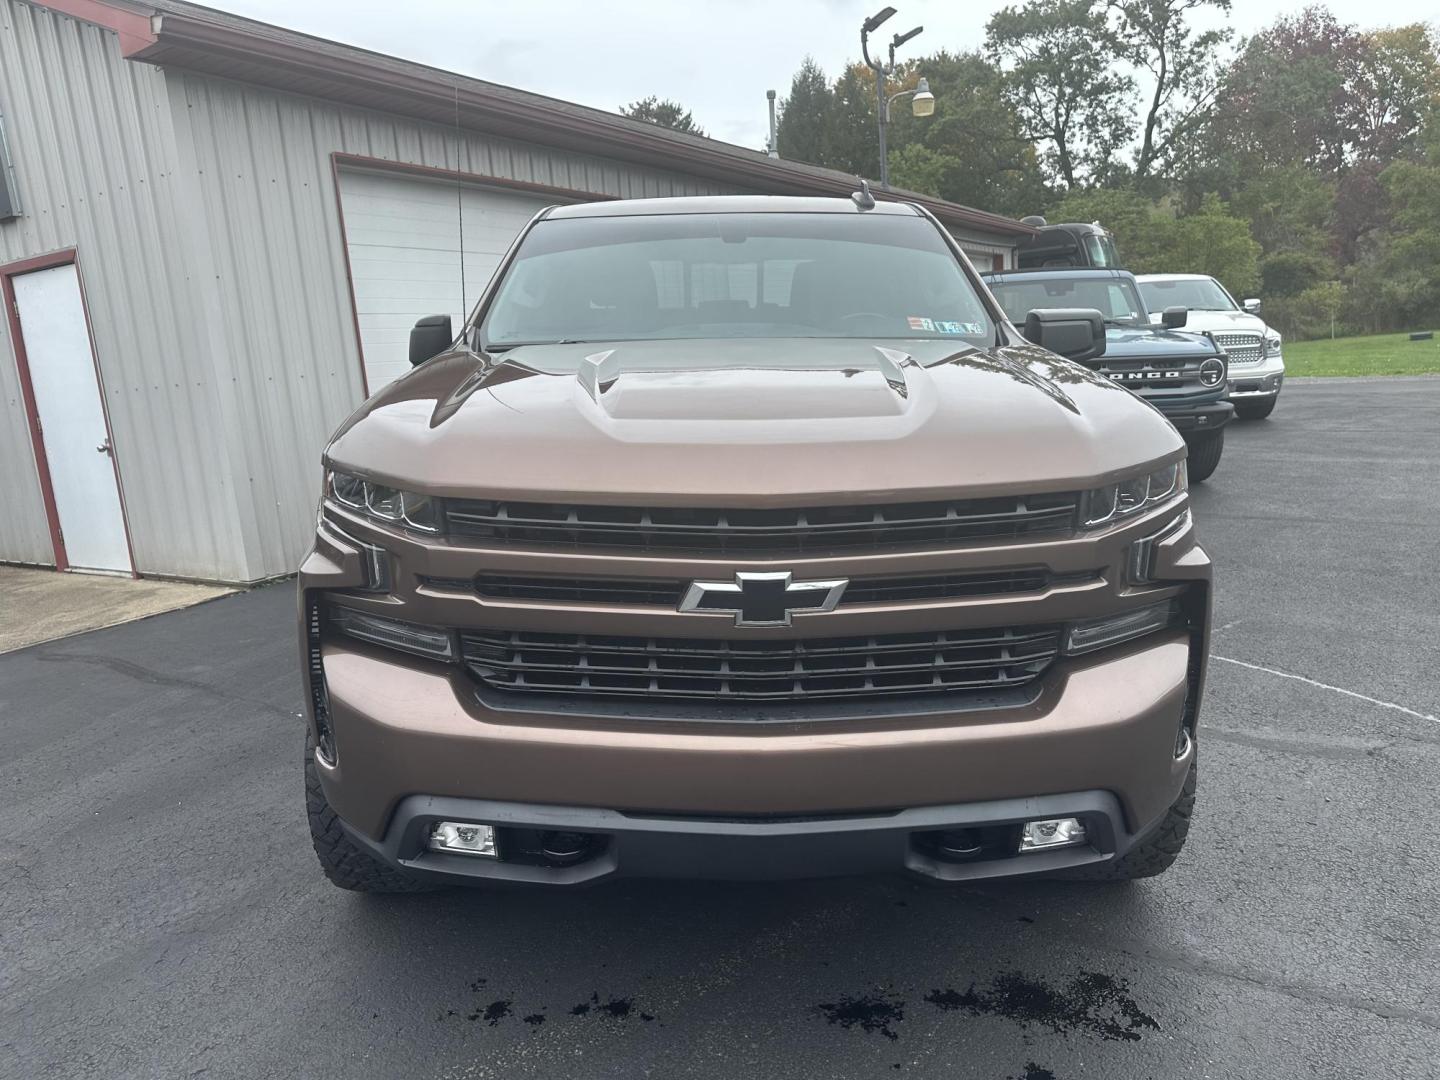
[{"left": 914, "top": 824, "right": 1025, "bottom": 863}]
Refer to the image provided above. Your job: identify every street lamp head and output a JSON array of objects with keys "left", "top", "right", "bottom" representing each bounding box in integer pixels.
[
  {"left": 912, "top": 77, "right": 935, "bottom": 117},
  {"left": 862, "top": 6, "right": 897, "bottom": 33},
  {"left": 891, "top": 25, "right": 924, "bottom": 49}
]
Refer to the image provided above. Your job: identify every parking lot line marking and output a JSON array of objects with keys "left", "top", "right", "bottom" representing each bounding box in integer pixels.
[{"left": 1214, "top": 655, "right": 1438, "bottom": 725}]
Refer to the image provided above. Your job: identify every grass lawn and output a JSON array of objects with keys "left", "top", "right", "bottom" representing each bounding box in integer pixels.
[{"left": 1283, "top": 331, "right": 1440, "bottom": 376}]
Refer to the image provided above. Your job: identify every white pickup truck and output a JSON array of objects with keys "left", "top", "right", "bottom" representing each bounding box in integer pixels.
[{"left": 1136, "top": 274, "right": 1284, "bottom": 420}]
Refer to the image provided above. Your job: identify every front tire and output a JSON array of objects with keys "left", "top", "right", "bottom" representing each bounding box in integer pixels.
[
  {"left": 1060, "top": 760, "right": 1196, "bottom": 881},
  {"left": 1185, "top": 429, "right": 1225, "bottom": 482},
  {"left": 1235, "top": 396, "right": 1277, "bottom": 420},
  {"left": 305, "top": 735, "right": 437, "bottom": 893}
]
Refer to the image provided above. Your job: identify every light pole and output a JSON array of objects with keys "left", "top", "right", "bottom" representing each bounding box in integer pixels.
[{"left": 860, "top": 7, "right": 929, "bottom": 190}]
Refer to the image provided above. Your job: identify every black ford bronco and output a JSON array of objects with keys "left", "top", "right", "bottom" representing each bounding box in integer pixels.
[{"left": 982, "top": 267, "right": 1232, "bottom": 482}]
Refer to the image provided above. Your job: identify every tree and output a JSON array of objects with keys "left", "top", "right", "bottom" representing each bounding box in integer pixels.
[
  {"left": 1106, "top": 0, "right": 1232, "bottom": 187},
  {"left": 1046, "top": 188, "right": 1259, "bottom": 297},
  {"left": 1349, "top": 24, "right": 1440, "bottom": 163},
  {"left": 1212, "top": 9, "right": 1366, "bottom": 176},
  {"left": 885, "top": 50, "right": 1051, "bottom": 216},
  {"left": 775, "top": 58, "right": 832, "bottom": 166},
  {"left": 618, "top": 97, "right": 706, "bottom": 137},
  {"left": 1164, "top": 193, "right": 1261, "bottom": 297},
  {"left": 986, "top": 0, "right": 1135, "bottom": 189},
  {"left": 825, "top": 64, "right": 879, "bottom": 176}
]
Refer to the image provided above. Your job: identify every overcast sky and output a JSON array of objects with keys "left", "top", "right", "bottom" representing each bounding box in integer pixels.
[{"left": 206, "top": 0, "right": 1437, "bottom": 150}]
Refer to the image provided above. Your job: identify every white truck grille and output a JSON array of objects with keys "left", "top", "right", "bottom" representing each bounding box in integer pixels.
[{"left": 1213, "top": 332, "right": 1263, "bottom": 365}]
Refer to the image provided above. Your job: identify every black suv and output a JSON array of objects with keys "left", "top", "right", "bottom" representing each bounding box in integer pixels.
[{"left": 982, "top": 267, "right": 1232, "bottom": 481}]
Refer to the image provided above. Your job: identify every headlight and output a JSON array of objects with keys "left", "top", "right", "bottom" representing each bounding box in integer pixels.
[
  {"left": 1065, "top": 600, "right": 1181, "bottom": 655},
  {"left": 1263, "top": 331, "right": 1282, "bottom": 357},
  {"left": 1082, "top": 461, "right": 1187, "bottom": 527},
  {"left": 327, "top": 470, "right": 441, "bottom": 533}
]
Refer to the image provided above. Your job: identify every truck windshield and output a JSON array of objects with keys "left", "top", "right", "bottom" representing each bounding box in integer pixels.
[
  {"left": 479, "top": 213, "right": 996, "bottom": 349},
  {"left": 987, "top": 275, "right": 1149, "bottom": 327},
  {"left": 1139, "top": 278, "right": 1236, "bottom": 313}
]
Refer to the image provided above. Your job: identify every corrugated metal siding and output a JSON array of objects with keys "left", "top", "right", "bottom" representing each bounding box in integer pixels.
[
  {"left": 0, "top": 0, "right": 247, "bottom": 579},
  {"left": 171, "top": 71, "right": 744, "bottom": 579}
]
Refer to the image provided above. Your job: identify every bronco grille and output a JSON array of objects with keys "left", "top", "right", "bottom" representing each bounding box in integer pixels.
[
  {"left": 460, "top": 626, "right": 1060, "bottom": 702},
  {"left": 430, "top": 568, "right": 1056, "bottom": 607},
  {"left": 443, "top": 495, "right": 1080, "bottom": 553},
  {"left": 1213, "top": 332, "right": 1263, "bottom": 365}
]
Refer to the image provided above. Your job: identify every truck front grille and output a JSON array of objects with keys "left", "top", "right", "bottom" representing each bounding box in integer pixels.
[
  {"left": 460, "top": 626, "right": 1060, "bottom": 703},
  {"left": 442, "top": 495, "right": 1080, "bottom": 553},
  {"left": 1213, "top": 332, "right": 1263, "bottom": 365}
]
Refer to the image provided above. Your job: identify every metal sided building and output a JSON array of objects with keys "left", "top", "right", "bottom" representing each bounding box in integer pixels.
[{"left": 0, "top": 0, "right": 1036, "bottom": 584}]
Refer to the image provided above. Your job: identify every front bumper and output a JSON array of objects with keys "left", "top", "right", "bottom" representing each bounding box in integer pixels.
[
  {"left": 341, "top": 785, "right": 1173, "bottom": 886},
  {"left": 314, "top": 629, "right": 1197, "bottom": 884},
  {"left": 1229, "top": 359, "right": 1285, "bottom": 400},
  {"left": 1160, "top": 399, "right": 1234, "bottom": 435}
]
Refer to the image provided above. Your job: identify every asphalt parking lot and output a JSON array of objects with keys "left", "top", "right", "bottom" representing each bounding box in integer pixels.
[{"left": 3, "top": 377, "right": 1437, "bottom": 1080}]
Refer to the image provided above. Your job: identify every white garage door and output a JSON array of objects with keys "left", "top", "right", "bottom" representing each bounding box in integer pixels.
[{"left": 337, "top": 168, "right": 556, "bottom": 392}]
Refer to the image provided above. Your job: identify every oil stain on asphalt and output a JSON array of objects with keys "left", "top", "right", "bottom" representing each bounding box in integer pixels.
[
  {"left": 816, "top": 970, "right": 1156, "bottom": 1048},
  {"left": 925, "top": 971, "right": 1158, "bottom": 1042},
  {"left": 815, "top": 992, "right": 906, "bottom": 1041},
  {"left": 443, "top": 981, "right": 656, "bottom": 1029}
]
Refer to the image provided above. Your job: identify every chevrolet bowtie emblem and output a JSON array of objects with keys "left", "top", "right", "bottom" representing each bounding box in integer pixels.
[{"left": 679, "top": 572, "right": 849, "bottom": 627}]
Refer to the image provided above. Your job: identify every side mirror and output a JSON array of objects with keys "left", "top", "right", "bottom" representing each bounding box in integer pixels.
[
  {"left": 1161, "top": 306, "right": 1188, "bottom": 329},
  {"left": 409, "top": 314, "right": 453, "bottom": 367},
  {"left": 1022, "top": 308, "right": 1106, "bottom": 362},
  {"left": 1242, "top": 298, "right": 1262, "bottom": 315}
]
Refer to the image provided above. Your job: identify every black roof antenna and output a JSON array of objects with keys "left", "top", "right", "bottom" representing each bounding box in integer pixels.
[{"left": 851, "top": 177, "right": 876, "bottom": 210}]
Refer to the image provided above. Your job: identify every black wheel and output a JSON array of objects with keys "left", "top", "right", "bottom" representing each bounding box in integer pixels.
[
  {"left": 1235, "top": 396, "right": 1277, "bottom": 420},
  {"left": 1185, "top": 429, "right": 1224, "bottom": 482},
  {"left": 305, "top": 734, "right": 437, "bottom": 893},
  {"left": 1059, "top": 761, "right": 1196, "bottom": 881}
]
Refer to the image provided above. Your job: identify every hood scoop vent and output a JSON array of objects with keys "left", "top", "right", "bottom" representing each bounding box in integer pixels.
[
  {"left": 577, "top": 349, "right": 621, "bottom": 403},
  {"left": 573, "top": 343, "right": 915, "bottom": 421}
]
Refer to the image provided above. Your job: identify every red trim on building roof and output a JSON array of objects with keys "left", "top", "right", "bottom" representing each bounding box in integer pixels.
[{"left": 28, "top": 0, "right": 157, "bottom": 54}]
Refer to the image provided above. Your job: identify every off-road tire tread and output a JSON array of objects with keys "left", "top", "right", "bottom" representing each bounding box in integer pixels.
[
  {"left": 1235, "top": 398, "right": 1277, "bottom": 420},
  {"left": 1058, "top": 761, "right": 1195, "bottom": 881},
  {"left": 305, "top": 738, "right": 436, "bottom": 893},
  {"left": 1185, "top": 430, "right": 1224, "bottom": 483}
]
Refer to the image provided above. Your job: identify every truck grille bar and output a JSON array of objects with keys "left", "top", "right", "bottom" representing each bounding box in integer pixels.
[
  {"left": 421, "top": 567, "right": 1058, "bottom": 607},
  {"left": 443, "top": 495, "right": 1080, "bottom": 553},
  {"left": 461, "top": 626, "right": 1061, "bottom": 702}
]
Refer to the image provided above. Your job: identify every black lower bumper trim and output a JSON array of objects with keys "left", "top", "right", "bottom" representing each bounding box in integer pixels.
[
  {"left": 1163, "top": 399, "right": 1234, "bottom": 433},
  {"left": 342, "top": 790, "right": 1154, "bottom": 887}
]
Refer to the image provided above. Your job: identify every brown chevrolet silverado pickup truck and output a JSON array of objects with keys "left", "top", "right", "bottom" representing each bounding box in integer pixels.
[{"left": 299, "top": 195, "right": 1208, "bottom": 891}]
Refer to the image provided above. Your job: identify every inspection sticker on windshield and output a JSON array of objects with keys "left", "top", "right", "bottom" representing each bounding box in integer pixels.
[{"left": 912, "top": 318, "right": 984, "bottom": 334}]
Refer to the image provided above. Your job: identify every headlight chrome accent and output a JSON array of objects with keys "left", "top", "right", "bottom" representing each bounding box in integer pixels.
[
  {"left": 1065, "top": 600, "right": 1181, "bottom": 656},
  {"left": 1082, "top": 460, "right": 1187, "bottom": 527},
  {"left": 328, "top": 604, "right": 455, "bottom": 662},
  {"left": 327, "top": 470, "right": 441, "bottom": 533},
  {"left": 1127, "top": 509, "right": 1193, "bottom": 584},
  {"left": 1263, "top": 332, "right": 1282, "bottom": 357}
]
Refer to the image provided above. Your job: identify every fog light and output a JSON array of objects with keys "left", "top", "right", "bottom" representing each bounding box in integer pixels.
[
  {"left": 429, "top": 821, "right": 497, "bottom": 858},
  {"left": 1019, "top": 817, "right": 1087, "bottom": 852}
]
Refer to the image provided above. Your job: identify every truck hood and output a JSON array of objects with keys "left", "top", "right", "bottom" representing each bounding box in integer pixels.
[
  {"left": 327, "top": 338, "right": 1184, "bottom": 503},
  {"left": 1156, "top": 309, "right": 1269, "bottom": 337},
  {"left": 1099, "top": 326, "right": 1221, "bottom": 362}
]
